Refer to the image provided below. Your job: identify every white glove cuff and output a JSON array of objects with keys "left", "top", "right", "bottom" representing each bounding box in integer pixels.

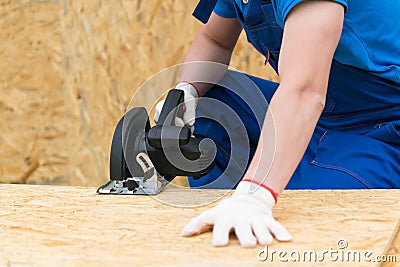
[
  {"left": 176, "top": 81, "right": 199, "bottom": 98},
  {"left": 234, "top": 181, "right": 277, "bottom": 209}
]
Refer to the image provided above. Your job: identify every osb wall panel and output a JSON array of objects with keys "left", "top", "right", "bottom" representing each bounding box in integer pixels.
[{"left": 0, "top": 0, "right": 278, "bottom": 186}]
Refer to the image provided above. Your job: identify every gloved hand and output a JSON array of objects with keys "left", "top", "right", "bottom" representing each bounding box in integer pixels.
[
  {"left": 181, "top": 180, "right": 292, "bottom": 248},
  {"left": 154, "top": 82, "right": 199, "bottom": 130}
]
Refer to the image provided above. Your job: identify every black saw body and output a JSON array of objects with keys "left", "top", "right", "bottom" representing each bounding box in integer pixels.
[{"left": 97, "top": 89, "right": 216, "bottom": 195}]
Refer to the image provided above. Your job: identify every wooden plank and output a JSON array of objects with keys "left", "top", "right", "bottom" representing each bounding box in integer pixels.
[{"left": 0, "top": 185, "right": 398, "bottom": 266}]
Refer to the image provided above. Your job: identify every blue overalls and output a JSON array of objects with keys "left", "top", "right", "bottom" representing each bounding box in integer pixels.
[{"left": 189, "top": 0, "right": 400, "bottom": 189}]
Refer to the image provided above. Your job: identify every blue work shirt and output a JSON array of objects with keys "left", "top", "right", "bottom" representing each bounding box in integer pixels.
[{"left": 213, "top": 0, "right": 400, "bottom": 83}]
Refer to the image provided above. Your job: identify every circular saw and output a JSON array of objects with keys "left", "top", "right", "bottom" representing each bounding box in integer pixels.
[{"left": 97, "top": 89, "right": 216, "bottom": 195}]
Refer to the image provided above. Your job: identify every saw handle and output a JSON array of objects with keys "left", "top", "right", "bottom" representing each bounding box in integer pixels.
[
  {"left": 156, "top": 89, "right": 185, "bottom": 126},
  {"left": 148, "top": 89, "right": 191, "bottom": 149}
]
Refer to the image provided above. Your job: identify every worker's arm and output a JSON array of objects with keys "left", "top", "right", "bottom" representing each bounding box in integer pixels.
[
  {"left": 245, "top": 1, "right": 344, "bottom": 193},
  {"left": 179, "top": 13, "right": 243, "bottom": 96},
  {"left": 182, "top": 1, "right": 345, "bottom": 248},
  {"left": 154, "top": 13, "right": 242, "bottom": 127}
]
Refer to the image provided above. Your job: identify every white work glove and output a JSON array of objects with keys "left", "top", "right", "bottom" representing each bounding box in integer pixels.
[
  {"left": 181, "top": 181, "right": 292, "bottom": 248},
  {"left": 154, "top": 82, "right": 199, "bottom": 130}
]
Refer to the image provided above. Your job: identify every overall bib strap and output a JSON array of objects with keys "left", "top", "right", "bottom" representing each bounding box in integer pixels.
[
  {"left": 243, "top": 0, "right": 265, "bottom": 26},
  {"left": 193, "top": 0, "right": 218, "bottom": 24},
  {"left": 232, "top": 0, "right": 283, "bottom": 73}
]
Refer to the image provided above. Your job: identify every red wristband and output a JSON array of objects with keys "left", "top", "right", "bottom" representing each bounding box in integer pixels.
[
  {"left": 241, "top": 178, "right": 279, "bottom": 203},
  {"left": 177, "top": 80, "right": 200, "bottom": 97}
]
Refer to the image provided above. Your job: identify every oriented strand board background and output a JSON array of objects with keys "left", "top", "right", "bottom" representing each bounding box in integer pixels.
[{"left": 0, "top": 0, "right": 278, "bottom": 186}]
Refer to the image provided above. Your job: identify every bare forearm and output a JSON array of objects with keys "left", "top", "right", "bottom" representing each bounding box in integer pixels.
[
  {"left": 245, "top": 1, "right": 344, "bottom": 194},
  {"left": 185, "top": 31, "right": 233, "bottom": 67},
  {"left": 246, "top": 86, "right": 325, "bottom": 193},
  {"left": 179, "top": 14, "right": 242, "bottom": 96},
  {"left": 179, "top": 31, "right": 234, "bottom": 96}
]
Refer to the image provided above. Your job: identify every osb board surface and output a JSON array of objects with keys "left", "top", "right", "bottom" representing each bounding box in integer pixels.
[
  {"left": 0, "top": 185, "right": 399, "bottom": 267},
  {"left": 0, "top": 0, "right": 278, "bottom": 186},
  {"left": 382, "top": 221, "right": 400, "bottom": 267}
]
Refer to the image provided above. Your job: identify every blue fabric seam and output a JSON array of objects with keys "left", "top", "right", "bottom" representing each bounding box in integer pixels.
[
  {"left": 321, "top": 105, "right": 400, "bottom": 120},
  {"left": 313, "top": 130, "right": 374, "bottom": 189},
  {"left": 310, "top": 161, "right": 373, "bottom": 189},
  {"left": 386, "top": 122, "right": 400, "bottom": 139}
]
